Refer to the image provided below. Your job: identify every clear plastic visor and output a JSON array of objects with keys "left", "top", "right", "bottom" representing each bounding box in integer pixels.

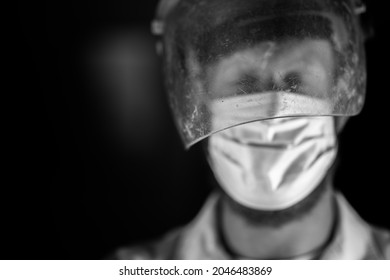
[{"left": 162, "top": 0, "right": 366, "bottom": 148}]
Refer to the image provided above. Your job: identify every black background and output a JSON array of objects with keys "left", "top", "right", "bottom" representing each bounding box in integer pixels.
[{"left": 7, "top": 0, "right": 389, "bottom": 259}]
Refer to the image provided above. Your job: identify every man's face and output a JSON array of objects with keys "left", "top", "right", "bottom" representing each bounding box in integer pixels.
[
  {"left": 202, "top": 38, "right": 339, "bottom": 215},
  {"left": 156, "top": 0, "right": 364, "bottom": 222}
]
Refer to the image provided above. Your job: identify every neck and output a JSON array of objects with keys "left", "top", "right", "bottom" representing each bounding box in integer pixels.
[{"left": 220, "top": 185, "right": 336, "bottom": 259}]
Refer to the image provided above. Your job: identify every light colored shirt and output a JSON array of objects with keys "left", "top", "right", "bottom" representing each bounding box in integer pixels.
[{"left": 113, "top": 192, "right": 390, "bottom": 260}]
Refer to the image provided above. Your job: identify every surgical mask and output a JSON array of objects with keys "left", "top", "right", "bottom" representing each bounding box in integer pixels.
[{"left": 207, "top": 116, "right": 337, "bottom": 211}]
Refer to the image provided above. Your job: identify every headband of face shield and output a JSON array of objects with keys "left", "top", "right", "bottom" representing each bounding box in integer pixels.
[{"left": 154, "top": 0, "right": 367, "bottom": 149}]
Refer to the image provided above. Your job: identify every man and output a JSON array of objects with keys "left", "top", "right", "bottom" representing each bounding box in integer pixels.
[{"left": 113, "top": 0, "right": 390, "bottom": 259}]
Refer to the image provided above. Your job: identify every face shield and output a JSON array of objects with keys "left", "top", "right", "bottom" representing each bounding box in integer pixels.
[{"left": 153, "top": 0, "right": 367, "bottom": 149}]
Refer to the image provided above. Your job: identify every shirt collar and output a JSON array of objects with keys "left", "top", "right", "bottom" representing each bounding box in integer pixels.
[{"left": 176, "top": 191, "right": 373, "bottom": 259}]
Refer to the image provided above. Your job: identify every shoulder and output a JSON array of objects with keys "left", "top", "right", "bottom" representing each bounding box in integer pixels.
[
  {"left": 108, "top": 228, "right": 184, "bottom": 260},
  {"left": 369, "top": 225, "right": 390, "bottom": 259},
  {"left": 108, "top": 193, "right": 222, "bottom": 260},
  {"left": 332, "top": 193, "right": 390, "bottom": 259}
]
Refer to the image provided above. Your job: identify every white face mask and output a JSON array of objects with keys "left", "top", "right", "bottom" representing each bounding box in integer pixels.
[{"left": 207, "top": 117, "right": 337, "bottom": 210}]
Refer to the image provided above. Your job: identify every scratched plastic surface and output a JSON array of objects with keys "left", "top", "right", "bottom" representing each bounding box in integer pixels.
[{"left": 161, "top": 0, "right": 366, "bottom": 148}]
